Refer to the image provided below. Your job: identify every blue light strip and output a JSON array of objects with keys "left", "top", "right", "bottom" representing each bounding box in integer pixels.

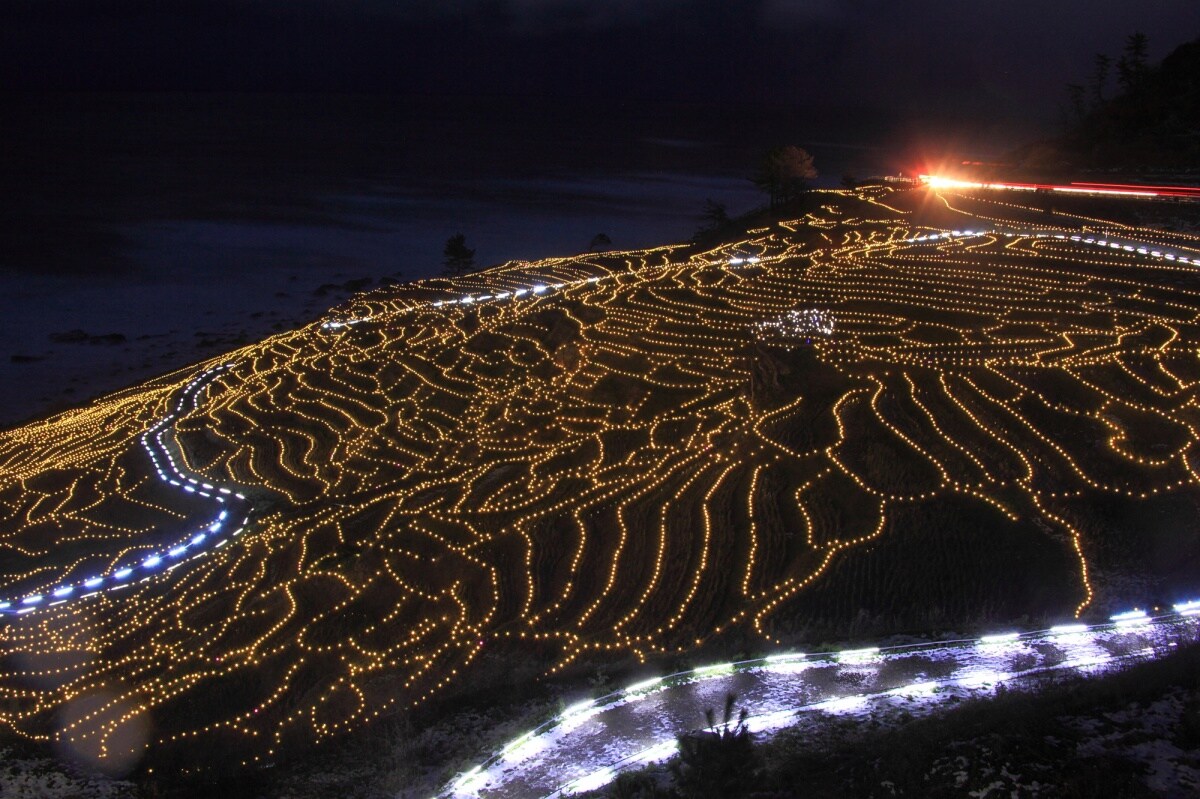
[
  {"left": 443, "top": 608, "right": 1200, "bottom": 798},
  {"left": 0, "top": 363, "right": 252, "bottom": 617},
  {"left": 319, "top": 229, "right": 1198, "bottom": 335}
]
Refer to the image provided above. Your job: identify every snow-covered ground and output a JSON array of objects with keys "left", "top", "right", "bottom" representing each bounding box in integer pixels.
[{"left": 441, "top": 613, "right": 1199, "bottom": 799}]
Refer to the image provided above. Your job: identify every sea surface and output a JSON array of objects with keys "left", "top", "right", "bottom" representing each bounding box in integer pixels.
[{"left": 0, "top": 92, "right": 969, "bottom": 426}]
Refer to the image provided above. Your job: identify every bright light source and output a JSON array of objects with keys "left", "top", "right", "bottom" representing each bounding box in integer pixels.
[
  {"left": 1111, "top": 609, "right": 1150, "bottom": 627},
  {"left": 560, "top": 699, "right": 594, "bottom": 719},
  {"left": 890, "top": 681, "right": 936, "bottom": 697},
  {"left": 957, "top": 670, "right": 1009, "bottom": 688},
  {"left": 634, "top": 740, "right": 678, "bottom": 763},
  {"left": 694, "top": 662, "right": 734, "bottom": 675},
  {"left": 625, "top": 676, "right": 663, "bottom": 694},
  {"left": 837, "top": 647, "right": 879, "bottom": 663},
  {"left": 564, "top": 767, "right": 616, "bottom": 794},
  {"left": 452, "top": 766, "right": 486, "bottom": 793},
  {"left": 1174, "top": 599, "right": 1200, "bottom": 616},
  {"left": 816, "top": 694, "right": 867, "bottom": 714}
]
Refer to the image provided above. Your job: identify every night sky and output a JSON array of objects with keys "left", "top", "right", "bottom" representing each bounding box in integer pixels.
[
  {"left": 0, "top": 0, "right": 1197, "bottom": 426},
  {"left": 4, "top": 0, "right": 1198, "bottom": 124}
]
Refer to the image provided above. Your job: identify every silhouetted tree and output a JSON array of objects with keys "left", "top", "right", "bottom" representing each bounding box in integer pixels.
[
  {"left": 1089, "top": 53, "right": 1111, "bottom": 106},
  {"left": 589, "top": 233, "right": 613, "bottom": 251},
  {"left": 1065, "top": 83, "right": 1087, "bottom": 122},
  {"left": 442, "top": 233, "right": 475, "bottom": 277},
  {"left": 1117, "top": 32, "right": 1149, "bottom": 93},
  {"left": 609, "top": 770, "right": 674, "bottom": 799},
  {"left": 698, "top": 199, "right": 730, "bottom": 233},
  {"left": 753, "top": 145, "right": 817, "bottom": 209},
  {"left": 669, "top": 693, "right": 757, "bottom": 799}
]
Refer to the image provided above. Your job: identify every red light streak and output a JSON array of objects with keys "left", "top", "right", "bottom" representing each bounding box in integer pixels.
[{"left": 920, "top": 175, "right": 1200, "bottom": 200}]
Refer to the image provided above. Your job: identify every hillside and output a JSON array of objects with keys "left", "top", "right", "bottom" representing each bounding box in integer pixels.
[
  {"left": 1, "top": 184, "right": 1200, "bottom": 782},
  {"left": 1015, "top": 34, "right": 1200, "bottom": 172}
]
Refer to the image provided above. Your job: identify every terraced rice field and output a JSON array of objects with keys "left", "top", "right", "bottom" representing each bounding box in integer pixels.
[{"left": 1, "top": 185, "right": 1199, "bottom": 777}]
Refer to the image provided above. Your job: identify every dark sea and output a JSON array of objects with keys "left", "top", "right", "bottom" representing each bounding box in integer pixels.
[{"left": 0, "top": 92, "right": 952, "bottom": 425}]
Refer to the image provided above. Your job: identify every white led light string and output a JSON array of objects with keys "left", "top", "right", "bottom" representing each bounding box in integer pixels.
[{"left": 0, "top": 363, "right": 251, "bottom": 616}]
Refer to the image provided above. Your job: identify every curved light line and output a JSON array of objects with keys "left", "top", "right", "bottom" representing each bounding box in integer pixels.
[
  {"left": 442, "top": 611, "right": 1197, "bottom": 798},
  {"left": 0, "top": 363, "right": 252, "bottom": 616}
]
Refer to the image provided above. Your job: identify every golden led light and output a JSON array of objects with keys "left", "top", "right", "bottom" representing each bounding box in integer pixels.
[{"left": 0, "top": 183, "right": 1196, "bottom": 774}]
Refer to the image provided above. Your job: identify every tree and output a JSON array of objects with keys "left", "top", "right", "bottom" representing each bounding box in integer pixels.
[
  {"left": 442, "top": 233, "right": 475, "bottom": 277},
  {"left": 753, "top": 145, "right": 817, "bottom": 210},
  {"left": 609, "top": 771, "right": 674, "bottom": 799},
  {"left": 589, "top": 233, "right": 613, "bottom": 252},
  {"left": 698, "top": 199, "right": 730, "bottom": 232},
  {"left": 1066, "top": 83, "right": 1087, "bottom": 123},
  {"left": 1089, "top": 53, "right": 1111, "bottom": 106},
  {"left": 669, "top": 693, "right": 757, "bottom": 799},
  {"left": 1117, "top": 32, "right": 1149, "bottom": 93}
]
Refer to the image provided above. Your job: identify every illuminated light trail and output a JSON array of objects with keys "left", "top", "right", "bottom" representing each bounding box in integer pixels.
[
  {"left": 921, "top": 173, "right": 1200, "bottom": 203},
  {"left": 919, "top": 174, "right": 1200, "bottom": 200},
  {"left": 445, "top": 612, "right": 1198, "bottom": 798},
  {"left": 0, "top": 364, "right": 252, "bottom": 617}
]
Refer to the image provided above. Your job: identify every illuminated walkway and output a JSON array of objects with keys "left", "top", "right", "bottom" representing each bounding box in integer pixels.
[
  {"left": 444, "top": 610, "right": 1199, "bottom": 798},
  {"left": 0, "top": 364, "right": 251, "bottom": 617},
  {"left": 321, "top": 228, "right": 1199, "bottom": 332}
]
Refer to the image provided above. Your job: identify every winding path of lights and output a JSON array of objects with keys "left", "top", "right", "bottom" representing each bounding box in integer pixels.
[
  {"left": 0, "top": 364, "right": 250, "bottom": 617},
  {"left": 2, "top": 184, "right": 1200, "bottom": 773},
  {"left": 321, "top": 231, "right": 1197, "bottom": 332},
  {"left": 445, "top": 606, "right": 1200, "bottom": 798}
]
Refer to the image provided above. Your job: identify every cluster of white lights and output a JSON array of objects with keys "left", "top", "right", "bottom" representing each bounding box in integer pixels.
[
  {"left": 441, "top": 606, "right": 1199, "bottom": 798},
  {"left": 1175, "top": 600, "right": 1200, "bottom": 617},
  {"left": 898, "top": 229, "right": 1196, "bottom": 265},
  {"left": 320, "top": 280, "right": 570, "bottom": 330},
  {"left": 320, "top": 253, "right": 776, "bottom": 332},
  {"left": 0, "top": 364, "right": 252, "bottom": 617},
  {"left": 1111, "top": 609, "right": 1151, "bottom": 628},
  {"left": 754, "top": 307, "right": 835, "bottom": 340}
]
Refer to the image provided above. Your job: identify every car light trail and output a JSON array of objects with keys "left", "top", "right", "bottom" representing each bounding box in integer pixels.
[{"left": 920, "top": 174, "right": 1200, "bottom": 199}]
